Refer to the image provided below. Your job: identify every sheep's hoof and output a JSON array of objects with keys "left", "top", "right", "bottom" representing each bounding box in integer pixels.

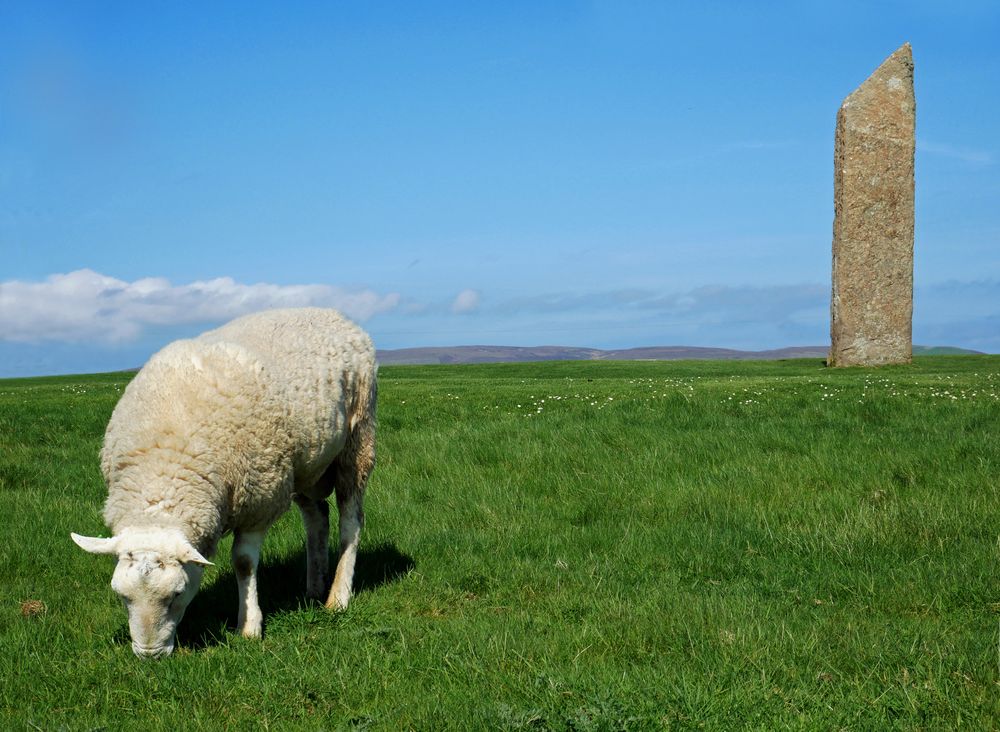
[
  {"left": 238, "top": 621, "right": 263, "bottom": 638},
  {"left": 325, "top": 590, "right": 350, "bottom": 611}
]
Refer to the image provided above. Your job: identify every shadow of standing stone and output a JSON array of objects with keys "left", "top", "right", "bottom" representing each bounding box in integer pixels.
[{"left": 830, "top": 43, "right": 915, "bottom": 367}]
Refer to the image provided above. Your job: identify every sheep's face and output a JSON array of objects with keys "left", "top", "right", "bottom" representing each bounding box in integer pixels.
[
  {"left": 111, "top": 551, "right": 205, "bottom": 658},
  {"left": 72, "top": 528, "right": 213, "bottom": 659}
]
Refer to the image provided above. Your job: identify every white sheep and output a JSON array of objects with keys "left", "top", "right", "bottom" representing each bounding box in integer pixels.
[{"left": 71, "top": 308, "right": 378, "bottom": 658}]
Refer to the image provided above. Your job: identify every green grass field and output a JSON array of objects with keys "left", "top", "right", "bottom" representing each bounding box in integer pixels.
[{"left": 2, "top": 357, "right": 998, "bottom": 729}]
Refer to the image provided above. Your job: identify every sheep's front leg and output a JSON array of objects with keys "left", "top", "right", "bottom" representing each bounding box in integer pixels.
[
  {"left": 293, "top": 494, "right": 330, "bottom": 601},
  {"left": 232, "top": 529, "right": 266, "bottom": 638}
]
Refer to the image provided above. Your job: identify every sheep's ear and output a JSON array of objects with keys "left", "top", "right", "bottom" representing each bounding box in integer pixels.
[
  {"left": 71, "top": 533, "right": 119, "bottom": 555},
  {"left": 179, "top": 543, "right": 214, "bottom": 567}
]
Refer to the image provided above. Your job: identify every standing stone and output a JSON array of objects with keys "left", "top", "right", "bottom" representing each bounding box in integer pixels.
[{"left": 830, "top": 43, "right": 915, "bottom": 367}]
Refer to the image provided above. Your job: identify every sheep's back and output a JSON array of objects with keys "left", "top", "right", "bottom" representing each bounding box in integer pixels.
[{"left": 198, "top": 308, "right": 376, "bottom": 488}]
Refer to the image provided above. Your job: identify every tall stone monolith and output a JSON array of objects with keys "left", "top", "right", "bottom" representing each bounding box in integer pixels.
[{"left": 830, "top": 43, "right": 915, "bottom": 367}]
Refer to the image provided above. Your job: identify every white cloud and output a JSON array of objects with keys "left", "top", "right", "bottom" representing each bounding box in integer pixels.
[
  {"left": 0, "top": 269, "right": 401, "bottom": 343},
  {"left": 451, "top": 288, "right": 481, "bottom": 314}
]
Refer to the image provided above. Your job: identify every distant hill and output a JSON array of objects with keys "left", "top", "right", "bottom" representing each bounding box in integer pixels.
[{"left": 376, "top": 344, "right": 983, "bottom": 366}]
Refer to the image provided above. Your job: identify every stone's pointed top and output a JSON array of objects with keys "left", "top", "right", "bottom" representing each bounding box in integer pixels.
[
  {"left": 881, "top": 42, "right": 913, "bottom": 72},
  {"left": 841, "top": 43, "right": 914, "bottom": 111}
]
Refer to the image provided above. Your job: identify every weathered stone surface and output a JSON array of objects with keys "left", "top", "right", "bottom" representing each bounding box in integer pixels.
[{"left": 830, "top": 43, "right": 915, "bottom": 367}]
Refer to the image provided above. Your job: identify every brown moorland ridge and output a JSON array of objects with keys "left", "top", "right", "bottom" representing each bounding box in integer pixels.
[{"left": 376, "top": 345, "right": 982, "bottom": 365}]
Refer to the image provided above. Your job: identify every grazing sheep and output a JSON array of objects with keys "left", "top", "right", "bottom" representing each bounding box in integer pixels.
[{"left": 72, "top": 308, "right": 377, "bottom": 658}]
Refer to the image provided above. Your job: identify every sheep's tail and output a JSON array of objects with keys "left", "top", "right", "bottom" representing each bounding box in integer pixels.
[
  {"left": 336, "top": 360, "right": 377, "bottom": 502},
  {"left": 348, "top": 356, "right": 378, "bottom": 435}
]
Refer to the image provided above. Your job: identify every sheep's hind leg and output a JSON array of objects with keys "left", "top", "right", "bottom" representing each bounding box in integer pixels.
[
  {"left": 293, "top": 493, "right": 330, "bottom": 602},
  {"left": 328, "top": 490, "right": 364, "bottom": 610},
  {"left": 327, "top": 417, "right": 375, "bottom": 611},
  {"left": 232, "top": 529, "right": 266, "bottom": 638}
]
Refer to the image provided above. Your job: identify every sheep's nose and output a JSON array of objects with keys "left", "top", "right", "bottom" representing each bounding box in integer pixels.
[{"left": 132, "top": 642, "right": 173, "bottom": 659}]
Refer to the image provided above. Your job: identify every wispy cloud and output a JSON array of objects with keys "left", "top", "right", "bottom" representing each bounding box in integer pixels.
[
  {"left": 451, "top": 289, "right": 482, "bottom": 314},
  {"left": 640, "top": 284, "right": 827, "bottom": 322},
  {"left": 0, "top": 269, "right": 401, "bottom": 343},
  {"left": 917, "top": 139, "right": 993, "bottom": 165},
  {"left": 495, "top": 284, "right": 828, "bottom": 323},
  {"left": 496, "top": 289, "right": 650, "bottom": 315},
  {"left": 480, "top": 284, "right": 831, "bottom": 350}
]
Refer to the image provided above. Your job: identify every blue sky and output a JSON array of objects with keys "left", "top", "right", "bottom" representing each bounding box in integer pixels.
[{"left": 1, "top": 1, "right": 998, "bottom": 376}]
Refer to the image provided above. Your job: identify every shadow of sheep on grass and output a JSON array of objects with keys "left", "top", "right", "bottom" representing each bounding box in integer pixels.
[{"left": 112, "top": 542, "right": 415, "bottom": 652}]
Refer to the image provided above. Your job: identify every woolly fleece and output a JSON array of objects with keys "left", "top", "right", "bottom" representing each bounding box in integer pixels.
[{"left": 99, "top": 308, "right": 377, "bottom": 559}]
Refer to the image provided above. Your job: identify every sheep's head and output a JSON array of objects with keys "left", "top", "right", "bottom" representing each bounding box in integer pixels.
[{"left": 71, "top": 528, "right": 213, "bottom": 659}]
